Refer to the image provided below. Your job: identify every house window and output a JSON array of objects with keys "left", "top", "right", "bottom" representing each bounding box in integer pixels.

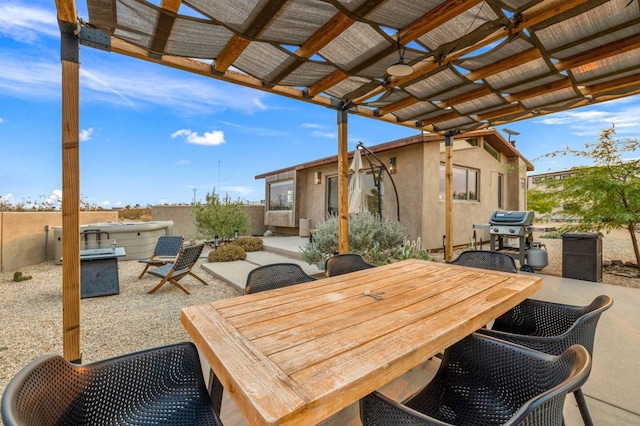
[
  {"left": 439, "top": 164, "right": 479, "bottom": 201},
  {"left": 326, "top": 172, "right": 383, "bottom": 216},
  {"left": 268, "top": 180, "right": 293, "bottom": 211},
  {"left": 498, "top": 174, "right": 504, "bottom": 209},
  {"left": 483, "top": 142, "right": 499, "bottom": 160}
]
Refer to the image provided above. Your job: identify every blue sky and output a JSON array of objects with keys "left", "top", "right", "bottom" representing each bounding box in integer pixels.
[{"left": 1, "top": 1, "right": 639, "bottom": 208}]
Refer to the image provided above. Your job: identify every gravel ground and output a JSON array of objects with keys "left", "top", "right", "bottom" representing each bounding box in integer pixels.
[
  {"left": 1, "top": 229, "right": 638, "bottom": 416},
  {"left": 0, "top": 256, "right": 240, "bottom": 410}
]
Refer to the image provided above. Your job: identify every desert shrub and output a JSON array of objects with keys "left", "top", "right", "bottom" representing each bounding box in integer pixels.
[
  {"left": 207, "top": 244, "right": 246, "bottom": 262},
  {"left": 235, "top": 236, "right": 263, "bottom": 252},
  {"left": 300, "top": 211, "right": 406, "bottom": 268},
  {"left": 193, "top": 189, "right": 250, "bottom": 240},
  {"left": 13, "top": 271, "right": 32, "bottom": 282},
  {"left": 540, "top": 231, "right": 563, "bottom": 239}
]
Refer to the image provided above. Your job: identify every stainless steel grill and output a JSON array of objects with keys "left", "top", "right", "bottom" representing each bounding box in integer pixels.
[
  {"left": 489, "top": 211, "right": 535, "bottom": 269},
  {"left": 489, "top": 211, "right": 534, "bottom": 236}
]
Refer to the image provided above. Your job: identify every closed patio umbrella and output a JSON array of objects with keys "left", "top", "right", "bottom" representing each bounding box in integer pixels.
[{"left": 348, "top": 148, "right": 368, "bottom": 215}]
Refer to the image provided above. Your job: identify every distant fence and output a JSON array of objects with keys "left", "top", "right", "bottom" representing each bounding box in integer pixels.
[
  {"left": 150, "top": 205, "right": 267, "bottom": 240},
  {"left": 0, "top": 211, "right": 118, "bottom": 273},
  {"left": 0, "top": 205, "right": 268, "bottom": 273}
]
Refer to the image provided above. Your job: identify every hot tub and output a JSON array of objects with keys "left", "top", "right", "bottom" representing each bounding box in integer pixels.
[{"left": 53, "top": 221, "right": 174, "bottom": 264}]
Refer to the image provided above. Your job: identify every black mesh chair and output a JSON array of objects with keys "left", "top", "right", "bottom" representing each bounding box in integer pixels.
[
  {"left": 477, "top": 295, "right": 613, "bottom": 426},
  {"left": 1, "top": 342, "right": 222, "bottom": 426},
  {"left": 245, "top": 263, "right": 317, "bottom": 294},
  {"left": 360, "top": 333, "right": 590, "bottom": 426},
  {"left": 138, "top": 235, "right": 185, "bottom": 279},
  {"left": 147, "top": 244, "right": 207, "bottom": 294},
  {"left": 325, "top": 253, "right": 375, "bottom": 277},
  {"left": 449, "top": 250, "right": 518, "bottom": 273}
]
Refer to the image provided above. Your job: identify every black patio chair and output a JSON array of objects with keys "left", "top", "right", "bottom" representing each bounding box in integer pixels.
[
  {"left": 138, "top": 235, "right": 185, "bottom": 279},
  {"left": 1, "top": 342, "right": 222, "bottom": 426},
  {"left": 360, "top": 333, "right": 590, "bottom": 426},
  {"left": 245, "top": 263, "right": 317, "bottom": 294},
  {"left": 477, "top": 295, "right": 613, "bottom": 426},
  {"left": 325, "top": 253, "right": 375, "bottom": 277},
  {"left": 448, "top": 249, "right": 518, "bottom": 273},
  {"left": 147, "top": 243, "right": 207, "bottom": 294}
]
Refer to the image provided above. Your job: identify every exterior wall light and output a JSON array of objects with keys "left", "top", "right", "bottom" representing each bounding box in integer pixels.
[
  {"left": 314, "top": 171, "right": 322, "bottom": 185},
  {"left": 233, "top": 229, "right": 239, "bottom": 240},
  {"left": 389, "top": 157, "right": 397, "bottom": 174}
]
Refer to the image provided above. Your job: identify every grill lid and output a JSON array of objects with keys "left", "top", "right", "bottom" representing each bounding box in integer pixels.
[{"left": 489, "top": 211, "right": 534, "bottom": 225}]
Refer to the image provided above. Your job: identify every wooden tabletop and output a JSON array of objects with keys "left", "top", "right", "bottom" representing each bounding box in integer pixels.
[{"left": 181, "top": 259, "right": 542, "bottom": 425}]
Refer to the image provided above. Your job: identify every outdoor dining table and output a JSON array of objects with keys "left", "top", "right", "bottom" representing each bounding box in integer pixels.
[{"left": 181, "top": 258, "right": 542, "bottom": 425}]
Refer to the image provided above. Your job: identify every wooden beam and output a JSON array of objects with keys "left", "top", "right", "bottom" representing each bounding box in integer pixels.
[
  {"left": 429, "top": 110, "right": 462, "bottom": 124},
  {"left": 378, "top": 96, "right": 419, "bottom": 116},
  {"left": 337, "top": 106, "right": 349, "bottom": 254},
  {"left": 440, "top": 86, "right": 494, "bottom": 108},
  {"left": 214, "top": 34, "right": 251, "bottom": 73},
  {"left": 586, "top": 71, "right": 640, "bottom": 96},
  {"left": 296, "top": 13, "right": 354, "bottom": 59},
  {"left": 55, "top": 0, "right": 77, "bottom": 23},
  {"left": 56, "top": 0, "right": 82, "bottom": 363},
  {"left": 556, "top": 33, "right": 640, "bottom": 72},
  {"left": 444, "top": 134, "right": 454, "bottom": 262},
  {"left": 307, "top": 70, "right": 349, "bottom": 97},
  {"left": 465, "top": 48, "right": 542, "bottom": 82},
  {"left": 160, "top": 0, "right": 181, "bottom": 13},
  {"left": 398, "top": 0, "right": 483, "bottom": 43},
  {"left": 505, "top": 78, "right": 573, "bottom": 103},
  {"left": 61, "top": 57, "right": 81, "bottom": 363},
  {"left": 476, "top": 104, "right": 525, "bottom": 121}
]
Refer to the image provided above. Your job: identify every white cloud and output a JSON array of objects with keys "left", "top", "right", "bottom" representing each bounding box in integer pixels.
[
  {"left": 221, "top": 121, "right": 288, "bottom": 137},
  {"left": 0, "top": 117, "right": 4, "bottom": 123},
  {"left": 0, "top": 4, "right": 59, "bottom": 44},
  {"left": 101, "top": 200, "right": 111, "bottom": 206},
  {"left": 537, "top": 102, "right": 640, "bottom": 137},
  {"left": 302, "top": 123, "right": 323, "bottom": 128},
  {"left": 79, "top": 128, "right": 94, "bottom": 142},
  {"left": 78, "top": 62, "right": 270, "bottom": 115},
  {"left": 45, "top": 189, "right": 62, "bottom": 207},
  {"left": 0, "top": 54, "right": 60, "bottom": 100},
  {"left": 177, "top": 159, "right": 190, "bottom": 165},
  {"left": 171, "top": 129, "right": 225, "bottom": 146},
  {"left": 1, "top": 193, "right": 13, "bottom": 201},
  {"left": 223, "top": 186, "right": 256, "bottom": 196},
  {"left": 312, "top": 131, "right": 336, "bottom": 138},
  {"left": 114, "top": 200, "right": 122, "bottom": 207}
]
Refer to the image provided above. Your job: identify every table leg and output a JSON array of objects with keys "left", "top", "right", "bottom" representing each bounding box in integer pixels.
[{"left": 208, "top": 368, "right": 223, "bottom": 415}]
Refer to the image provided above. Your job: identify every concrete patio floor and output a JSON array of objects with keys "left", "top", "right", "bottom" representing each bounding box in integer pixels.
[{"left": 201, "top": 236, "right": 640, "bottom": 425}]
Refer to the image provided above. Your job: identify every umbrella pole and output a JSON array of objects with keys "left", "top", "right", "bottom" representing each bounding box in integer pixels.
[
  {"left": 58, "top": 13, "right": 82, "bottom": 363},
  {"left": 337, "top": 102, "right": 351, "bottom": 254}
]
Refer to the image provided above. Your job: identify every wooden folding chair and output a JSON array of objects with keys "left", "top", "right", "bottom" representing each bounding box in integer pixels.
[
  {"left": 146, "top": 244, "right": 207, "bottom": 294},
  {"left": 138, "top": 236, "right": 184, "bottom": 279}
]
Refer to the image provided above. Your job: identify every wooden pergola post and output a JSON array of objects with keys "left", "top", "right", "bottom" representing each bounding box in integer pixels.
[
  {"left": 444, "top": 131, "right": 458, "bottom": 262},
  {"left": 337, "top": 101, "right": 351, "bottom": 254},
  {"left": 57, "top": 1, "right": 82, "bottom": 362}
]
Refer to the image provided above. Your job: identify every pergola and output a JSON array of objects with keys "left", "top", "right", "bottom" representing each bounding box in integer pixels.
[{"left": 54, "top": 0, "right": 640, "bottom": 360}]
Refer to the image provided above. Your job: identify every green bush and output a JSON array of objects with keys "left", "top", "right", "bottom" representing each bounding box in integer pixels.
[
  {"left": 235, "top": 236, "right": 263, "bottom": 252},
  {"left": 207, "top": 244, "right": 247, "bottom": 262},
  {"left": 193, "top": 189, "right": 250, "bottom": 240},
  {"left": 13, "top": 271, "right": 32, "bottom": 282},
  {"left": 300, "top": 211, "right": 407, "bottom": 268}
]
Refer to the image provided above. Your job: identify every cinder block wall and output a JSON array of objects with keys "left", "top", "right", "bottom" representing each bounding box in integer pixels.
[{"left": 0, "top": 211, "right": 118, "bottom": 272}]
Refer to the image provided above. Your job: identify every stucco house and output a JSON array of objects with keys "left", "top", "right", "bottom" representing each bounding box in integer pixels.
[{"left": 255, "top": 129, "right": 533, "bottom": 251}]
